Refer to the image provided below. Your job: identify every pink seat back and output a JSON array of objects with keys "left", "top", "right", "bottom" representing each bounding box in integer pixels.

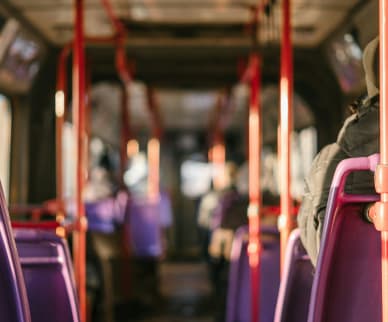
[
  {"left": 0, "top": 182, "right": 31, "bottom": 322},
  {"left": 308, "top": 154, "right": 381, "bottom": 322},
  {"left": 226, "top": 225, "right": 280, "bottom": 322},
  {"left": 274, "top": 229, "right": 314, "bottom": 322},
  {"left": 14, "top": 229, "right": 80, "bottom": 322},
  {"left": 126, "top": 198, "right": 162, "bottom": 257}
]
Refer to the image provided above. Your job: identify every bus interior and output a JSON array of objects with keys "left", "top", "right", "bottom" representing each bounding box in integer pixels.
[{"left": 0, "top": 1, "right": 384, "bottom": 322}]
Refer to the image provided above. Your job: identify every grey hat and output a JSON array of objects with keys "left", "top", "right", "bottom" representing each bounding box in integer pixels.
[{"left": 363, "top": 36, "right": 379, "bottom": 98}]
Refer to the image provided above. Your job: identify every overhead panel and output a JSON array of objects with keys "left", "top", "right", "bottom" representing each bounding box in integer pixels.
[
  {"left": 5, "top": 0, "right": 363, "bottom": 47},
  {"left": 1, "top": 0, "right": 369, "bottom": 131},
  {"left": 10, "top": 0, "right": 115, "bottom": 44},
  {"left": 90, "top": 81, "right": 152, "bottom": 145},
  {"left": 158, "top": 89, "right": 217, "bottom": 130}
]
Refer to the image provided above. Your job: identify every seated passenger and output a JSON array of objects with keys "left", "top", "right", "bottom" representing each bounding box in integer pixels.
[{"left": 297, "top": 37, "right": 379, "bottom": 266}]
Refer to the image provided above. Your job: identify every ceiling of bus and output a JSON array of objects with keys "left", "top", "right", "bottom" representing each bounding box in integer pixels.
[
  {"left": 5, "top": 0, "right": 363, "bottom": 47},
  {"left": 1, "top": 0, "right": 370, "bottom": 134}
]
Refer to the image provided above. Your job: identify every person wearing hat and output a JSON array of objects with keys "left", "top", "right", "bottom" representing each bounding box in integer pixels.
[{"left": 297, "top": 36, "right": 379, "bottom": 266}]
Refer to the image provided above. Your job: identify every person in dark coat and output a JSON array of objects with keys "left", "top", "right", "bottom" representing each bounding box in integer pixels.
[{"left": 297, "top": 36, "right": 379, "bottom": 266}]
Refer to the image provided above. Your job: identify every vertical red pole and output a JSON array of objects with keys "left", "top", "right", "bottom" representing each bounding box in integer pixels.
[
  {"left": 278, "top": 0, "right": 294, "bottom": 273},
  {"left": 147, "top": 136, "right": 160, "bottom": 202},
  {"left": 120, "top": 86, "right": 129, "bottom": 186},
  {"left": 383, "top": 230, "right": 388, "bottom": 322},
  {"left": 114, "top": 32, "right": 134, "bottom": 301},
  {"left": 146, "top": 89, "right": 161, "bottom": 202},
  {"left": 73, "top": 0, "right": 87, "bottom": 321},
  {"left": 115, "top": 35, "right": 132, "bottom": 187},
  {"left": 212, "top": 133, "right": 226, "bottom": 190},
  {"left": 376, "top": 2, "right": 388, "bottom": 322},
  {"left": 247, "top": 53, "right": 262, "bottom": 322},
  {"left": 211, "top": 94, "right": 226, "bottom": 190},
  {"left": 55, "top": 45, "right": 71, "bottom": 223},
  {"left": 85, "top": 60, "right": 91, "bottom": 182}
]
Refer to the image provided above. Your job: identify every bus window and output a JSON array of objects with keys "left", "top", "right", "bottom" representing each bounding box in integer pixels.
[
  {"left": 0, "top": 95, "right": 11, "bottom": 201},
  {"left": 328, "top": 32, "right": 364, "bottom": 93},
  {"left": 181, "top": 157, "right": 212, "bottom": 198}
]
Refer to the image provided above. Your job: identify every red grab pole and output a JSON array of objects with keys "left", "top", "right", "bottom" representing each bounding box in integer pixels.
[
  {"left": 374, "top": 2, "right": 388, "bottom": 321},
  {"left": 55, "top": 44, "right": 71, "bottom": 223},
  {"left": 101, "top": 0, "right": 133, "bottom": 186},
  {"left": 146, "top": 89, "right": 161, "bottom": 202},
  {"left": 278, "top": 0, "right": 294, "bottom": 273},
  {"left": 101, "top": 0, "right": 126, "bottom": 35},
  {"left": 210, "top": 93, "right": 226, "bottom": 190},
  {"left": 211, "top": 133, "right": 226, "bottom": 190},
  {"left": 147, "top": 135, "right": 160, "bottom": 202},
  {"left": 119, "top": 86, "right": 130, "bottom": 186},
  {"left": 247, "top": 53, "right": 262, "bottom": 322},
  {"left": 72, "top": 0, "right": 87, "bottom": 321},
  {"left": 115, "top": 36, "right": 132, "bottom": 187}
]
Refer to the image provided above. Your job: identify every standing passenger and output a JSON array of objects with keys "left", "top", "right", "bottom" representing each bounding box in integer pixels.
[
  {"left": 297, "top": 36, "right": 379, "bottom": 266},
  {"left": 197, "top": 162, "right": 237, "bottom": 259}
]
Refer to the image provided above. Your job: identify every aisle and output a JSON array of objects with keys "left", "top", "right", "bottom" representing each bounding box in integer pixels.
[{"left": 132, "top": 261, "right": 214, "bottom": 322}]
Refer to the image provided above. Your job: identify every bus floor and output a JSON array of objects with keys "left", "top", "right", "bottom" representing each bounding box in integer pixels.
[{"left": 116, "top": 261, "right": 215, "bottom": 322}]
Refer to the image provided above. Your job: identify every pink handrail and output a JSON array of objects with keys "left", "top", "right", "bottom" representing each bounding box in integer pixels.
[
  {"left": 278, "top": 0, "right": 294, "bottom": 273},
  {"left": 373, "top": 2, "right": 388, "bottom": 321}
]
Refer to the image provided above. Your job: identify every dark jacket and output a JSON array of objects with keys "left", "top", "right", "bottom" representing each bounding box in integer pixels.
[{"left": 297, "top": 96, "right": 379, "bottom": 266}]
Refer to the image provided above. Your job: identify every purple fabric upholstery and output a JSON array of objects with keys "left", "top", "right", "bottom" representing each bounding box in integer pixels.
[
  {"left": 159, "top": 191, "right": 173, "bottom": 228},
  {"left": 226, "top": 225, "right": 280, "bottom": 322},
  {"left": 308, "top": 154, "right": 380, "bottom": 322},
  {"left": 85, "top": 191, "right": 129, "bottom": 233},
  {"left": 126, "top": 198, "right": 162, "bottom": 257},
  {"left": 14, "top": 229, "right": 80, "bottom": 322},
  {"left": 86, "top": 199, "right": 117, "bottom": 233},
  {"left": 274, "top": 229, "right": 314, "bottom": 322},
  {"left": 0, "top": 183, "right": 31, "bottom": 322}
]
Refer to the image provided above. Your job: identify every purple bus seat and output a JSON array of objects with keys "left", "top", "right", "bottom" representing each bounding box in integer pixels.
[
  {"left": 14, "top": 228, "right": 80, "bottom": 322},
  {"left": 0, "top": 182, "right": 31, "bottom": 322},
  {"left": 274, "top": 229, "right": 314, "bottom": 322},
  {"left": 308, "top": 154, "right": 381, "bottom": 322},
  {"left": 159, "top": 190, "right": 173, "bottom": 228},
  {"left": 226, "top": 225, "right": 280, "bottom": 322},
  {"left": 125, "top": 197, "right": 162, "bottom": 257},
  {"left": 85, "top": 191, "right": 129, "bottom": 233},
  {"left": 86, "top": 199, "right": 117, "bottom": 233}
]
